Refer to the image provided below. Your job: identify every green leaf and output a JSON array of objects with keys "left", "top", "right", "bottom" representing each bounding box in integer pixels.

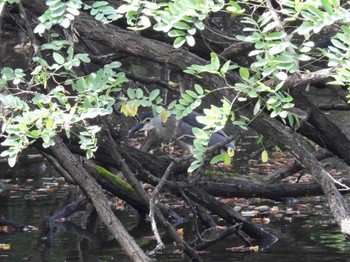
[
  {"left": 188, "top": 161, "right": 201, "bottom": 173},
  {"left": 8, "top": 155, "right": 17, "bottom": 167},
  {"left": 298, "top": 54, "right": 312, "bottom": 61},
  {"left": 220, "top": 60, "right": 232, "bottom": 76},
  {"left": 210, "top": 52, "right": 220, "bottom": 71},
  {"left": 194, "top": 22, "right": 205, "bottom": 30},
  {"left": 331, "top": 39, "right": 348, "bottom": 50},
  {"left": 186, "top": 90, "right": 198, "bottom": 98},
  {"left": 153, "top": 22, "right": 172, "bottom": 32},
  {"left": 321, "top": 0, "right": 333, "bottom": 14},
  {"left": 275, "top": 71, "right": 288, "bottom": 81},
  {"left": 75, "top": 53, "right": 90, "bottom": 63},
  {"left": 192, "top": 127, "right": 209, "bottom": 139},
  {"left": 249, "top": 50, "right": 265, "bottom": 56},
  {"left": 187, "top": 27, "right": 196, "bottom": 35},
  {"left": 61, "top": 18, "right": 71, "bottom": 28},
  {"left": 307, "top": 5, "right": 324, "bottom": 19},
  {"left": 53, "top": 52, "right": 65, "bottom": 64},
  {"left": 168, "top": 30, "right": 186, "bottom": 37},
  {"left": 186, "top": 35, "right": 195, "bottom": 47},
  {"left": 173, "top": 21, "right": 191, "bottom": 30},
  {"left": 149, "top": 89, "right": 160, "bottom": 100},
  {"left": 239, "top": 67, "right": 250, "bottom": 79},
  {"left": 297, "top": 21, "right": 314, "bottom": 35},
  {"left": 267, "top": 96, "right": 278, "bottom": 104},
  {"left": 269, "top": 43, "right": 288, "bottom": 55},
  {"left": 279, "top": 110, "right": 288, "bottom": 118},
  {"left": 262, "top": 21, "right": 277, "bottom": 32},
  {"left": 127, "top": 88, "right": 135, "bottom": 99},
  {"left": 253, "top": 99, "right": 261, "bottom": 115},
  {"left": 34, "top": 23, "right": 46, "bottom": 35},
  {"left": 210, "top": 154, "right": 224, "bottom": 165},
  {"left": 265, "top": 32, "right": 286, "bottom": 40},
  {"left": 194, "top": 84, "right": 204, "bottom": 95},
  {"left": 135, "top": 88, "right": 143, "bottom": 99},
  {"left": 173, "top": 37, "right": 186, "bottom": 48},
  {"left": 92, "top": 1, "right": 108, "bottom": 8}
]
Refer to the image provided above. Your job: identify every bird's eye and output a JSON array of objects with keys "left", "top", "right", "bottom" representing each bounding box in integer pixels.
[{"left": 145, "top": 118, "right": 151, "bottom": 123}]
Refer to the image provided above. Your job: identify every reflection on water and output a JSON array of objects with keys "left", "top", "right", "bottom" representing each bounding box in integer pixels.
[
  {"left": 1, "top": 180, "right": 350, "bottom": 262},
  {"left": 1, "top": 148, "right": 350, "bottom": 261}
]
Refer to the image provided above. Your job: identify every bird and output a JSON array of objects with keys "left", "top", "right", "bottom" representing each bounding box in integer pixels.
[{"left": 129, "top": 111, "right": 235, "bottom": 154}]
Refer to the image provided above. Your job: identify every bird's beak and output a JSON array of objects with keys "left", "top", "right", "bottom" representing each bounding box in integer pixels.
[{"left": 128, "top": 122, "right": 145, "bottom": 137}]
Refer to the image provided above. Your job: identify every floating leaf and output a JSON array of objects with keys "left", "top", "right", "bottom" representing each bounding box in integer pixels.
[
  {"left": 261, "top": 150, "right": 269, "bottom": 163},
  {"left": 0, "top": 243, "right": 11, "bottom": 250}
]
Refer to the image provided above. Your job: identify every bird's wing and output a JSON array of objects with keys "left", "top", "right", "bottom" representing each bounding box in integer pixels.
[{"left": 183, "top": 111, "right": 205, "bottom": 129}]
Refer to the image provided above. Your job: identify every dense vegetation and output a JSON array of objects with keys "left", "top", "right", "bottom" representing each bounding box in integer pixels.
[{"left": 1, "top": 0, "right": 350, "bottom": 261}]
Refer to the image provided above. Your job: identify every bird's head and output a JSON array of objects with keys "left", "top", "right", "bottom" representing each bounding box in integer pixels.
[{"left": 128, "top": 112, "right": 157, "bottom": 137}]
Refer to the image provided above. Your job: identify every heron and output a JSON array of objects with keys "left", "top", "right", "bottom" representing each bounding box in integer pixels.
[{"left": 129, "top": 111, "right": 235, "bottom": 154}]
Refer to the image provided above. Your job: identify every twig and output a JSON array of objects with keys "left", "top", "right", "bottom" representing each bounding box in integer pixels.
[
  {"left": 179, "top": 189, "right": 203, "bottom": 240},
  {"left": 265, "top": 0, "right": 299, "bottom": 71},
  {"left": 18, "top": 2, "right": 42, "bottom": 57},
  {"left": 102, "top": 119, "right": 202, "bottom": 260},
  {"left": 192, "top": 225, "right": 240, "bottom": 250},
  {"left": 40, "top": 150, "right": 76, "bottom": 184},
  {"left": 149, "top": 161, "right": 175, "bottom": 253},
  {"left": 0, "top": 2, "right": 6, "bottom": 44},
  {"left": 48, "top": 198, "right": 89, "bottom": 223}
]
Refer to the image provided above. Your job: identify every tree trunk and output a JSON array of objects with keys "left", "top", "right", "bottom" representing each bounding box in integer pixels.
[{"left": 50, "top": 136, "right": 151, "bottom": 262}]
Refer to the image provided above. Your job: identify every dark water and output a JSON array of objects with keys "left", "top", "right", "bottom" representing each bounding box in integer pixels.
[
  {"left": 1, "top": 196, "right": 350, "bottom": 262},
  {"left": 1, "top": 158, "right": 350, "bottom": 262}
]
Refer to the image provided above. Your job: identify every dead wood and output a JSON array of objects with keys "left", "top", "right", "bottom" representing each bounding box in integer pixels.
[
  {"left": 11, "top": 0, "right": 350, "bottom": 255},
  {"left": 292, "top": 89, "right": 350, "bottom": 164},
  {"left": 49, "top": 136, "right": 152, "bottom": 262},
  {"left": 245, "top": 106, "right": 350, "bottom": 235}
]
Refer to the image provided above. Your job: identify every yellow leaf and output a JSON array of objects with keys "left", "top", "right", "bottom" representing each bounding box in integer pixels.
[
  {"left": 223, "top": 152, "right": 231, "bottom": 166},
  {"left": 0, "top": 243, "right": 11, "bottom": 250},
  {"left": 161, "top": 108, "right": 167, "bottom": 123},
  {"left": 46, "top": 118, "right": 54, "bottom": 129},
  {"left": 261, "top": 150, "right": 268, "bottom": 163},
  {"left": 168, "top": 81, "right": 179, "bottom": 88},
  {"left": 230, "top": 112, "right": 235, "bottom": 122},
  {"left": 227, "top": 146, "right": 235, "bottom": 157},
  {"left": 249, "top": 245, "right": 259, "bottom": 252},
  {"left": 43, "top": 76, "right": 47, "bottom": 89},
  {"left": 176, "top": 228, "right": 184, "bottom": 239},
  {"left": 121, "top": 102, "right": 138, "bottom": 117},
  {"left": 128, "top": 104, "right": 138, "bottom": 117}
]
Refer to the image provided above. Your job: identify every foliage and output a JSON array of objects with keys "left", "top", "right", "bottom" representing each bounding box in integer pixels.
[
  {"left": 168, "top": 84, "right": 204, "bottom": 120},
  {"left": 121, "top": 88, "right": 162, "bottom": 117},
  {"left": 0, "top": 0, "right": 20, "bottom": 4},
  {"left": 189, "top": 98, "right": 234, "bottom": 172},
  {"left": 83, "top": 1, "right": 121, "bottom": 23},
  {"left": 117, "top": 0, "right": 228, "bottom": 47},
  {"left": 236, "top": 0, "right": 350, "bottom": 104},
  {"left": 1, "top": 0, "right": 350, "bottom": 170},
  {"left": 34, "top": 0, "right": 83, "bottom": 35},
  {"left": 0, "top": 58, "right": 127, "bottom": 166}
]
